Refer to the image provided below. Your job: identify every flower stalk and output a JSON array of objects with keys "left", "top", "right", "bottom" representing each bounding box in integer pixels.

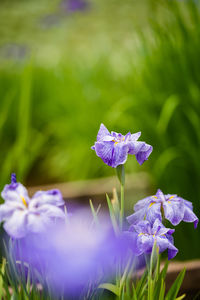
[{"left": 116, "top": 164, "right": 125, "bottom": 229}]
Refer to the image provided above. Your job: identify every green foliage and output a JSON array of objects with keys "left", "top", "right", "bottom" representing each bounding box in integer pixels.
[{"left": 99, "top": 244, "right": 186, "bottom": 300}]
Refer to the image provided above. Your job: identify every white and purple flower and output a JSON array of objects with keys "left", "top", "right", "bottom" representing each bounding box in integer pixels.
[
  {"left": 0, "top": 174, "right": 65, "bottom": 238},
  {"left": 92, "top": 124, "right": 153, "bottom": 168},
  {"left": 127, "top": 189, "right": 199, "bottom": 228},
  {"left": 126, "top": 219, "right": 178, "bottom": 260}
]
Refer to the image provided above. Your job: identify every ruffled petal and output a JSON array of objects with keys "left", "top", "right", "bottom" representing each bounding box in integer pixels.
[
  {"left": 183, "top": 205, "right": 199, "bottom": 228},
  {"left": 127, "top": 141, "right": 144, "bottom": 155},
  {"left": 156, "top": 189, "right": 166, "bottom": 201},
  {"left": 27, "top": 214, "right": 48, "bottom": 233},
  {"left": 1, "top": 183, "right": 30, "bottom": 204},
  {"left": 135, "top": 143, "right": 153, "bottom": 165},
  {"left": 167, "top": 242, "right": 178, "bottom": 260},
  {"left": 152, "top": 219, "right": 175, "bottom": 236},
  {"left": 111, "top": 143, "right": 129, "bottom": 168},
  {"left": 137, "top": 234, "right": 154, "bottom": 254},
  {"left": 36, "top": 204, "right": 65, "bottom": 219},
  {"left": 127, "top": 208, "right": 146, "bottom": 225},
  {"left": 146, "top": 203, "right": 162, "bottom": 225},
  {"left": 93, "top": 141, "right": 114, "bottom": 167},
  {"left": 27, "top": 205, "right": 65, "bottom": 233},
  {"left": 97, "top": 124, "right": 110, "bottom": 141},
  {"left": 163, "top": 200, "right": 185, "bottom": 226},
  {"left": 3, "top": 210, "right": 28, "bottom": 238},
  {"left": 30, "top": 189, "right": 64, "bottom": 209},
  {"left": 183, "top": 199, "right": 193, "bottom": 210},
  {"left": 156, "top": 236, "right": 178, "bottom": 259},
  {"left": 0, "top": 202, "right": 24, "bottom": 222},
  {"left": 156, "top": 236, "right": 169, "bottom": 252},
  {"left": 130, "top": 132, "right": 141, "bottom": 141},
  {"left": 134, "top": 197, "right": 152, "bottom": 211},
  {"left": 132, "top": 220, "right": 152, "bottom": 235}
]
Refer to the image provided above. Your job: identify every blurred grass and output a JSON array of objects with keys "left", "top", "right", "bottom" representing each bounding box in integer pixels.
[{"left": 0, "top": 0, "right": 200, "bottom": 259}]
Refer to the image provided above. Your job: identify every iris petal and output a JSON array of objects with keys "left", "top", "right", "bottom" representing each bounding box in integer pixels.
[
  {"left": 94, "top": 141, "right": 114, "bottom": 167},
  {"left": 163, "top": 200, "right": 185, "bottom": 226},
  {"left": 97, "top": 123, "right": 110, "bottom": 141},
  {"left": 183, "top": 205, "right": 199, "bottom": 228},
  {"left": 4, "top": 210, "right": 28, "bottom": 238},
  {"left": 31, "top": 189, "right": 64, "bottom": 208},
  {"left": 1, "top": 183, "right": 30, "bottom": 204}
]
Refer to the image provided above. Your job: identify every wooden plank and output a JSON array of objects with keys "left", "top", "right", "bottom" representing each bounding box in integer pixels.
[{"left": 27, "top": 172, "right": 151, "bottom": 199}]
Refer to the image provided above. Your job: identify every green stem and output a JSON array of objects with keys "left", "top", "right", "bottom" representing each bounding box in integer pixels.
[{"left": 116, "top": 164, "right": 125, "bottom": 230}]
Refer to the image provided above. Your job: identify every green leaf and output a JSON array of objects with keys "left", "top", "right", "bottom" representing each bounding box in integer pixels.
[
  {"left": 158, "top": 279, "right": 165, "bottom": 300},
  {"left": 106, "top": 193, "right": 119, "bottom": 234},
  {"left": 160, "top": 260, "right": 169, "bottom": 280},
  {"left": 136, "top": 269, "right": 148, "bottom": 298},
  {"left": 0, "top": 258, "right": 6, "bottom": 300},
  {"left": 157, "top": 94, "right": 179, "bottom": 135},
  {"left": 98, "top": 283, "right": 120, "bottom": 296},
  {"left": 131, "top": 283, "right": 138, "bottom": 300},
  {"left": 119, "top": 256, "right": 133, "bottom": 294},
  {"left": 149, "top": 241, "right": 158, "bottom": 277},
  {"left": 89, "top": 199, "right": 100, "bottom": 226},
  {"left": 165, "top": 268, "right": 186, "bottom": 300},
  {"left": 175, "top": 294, "right": 186, "bottom": 300}
]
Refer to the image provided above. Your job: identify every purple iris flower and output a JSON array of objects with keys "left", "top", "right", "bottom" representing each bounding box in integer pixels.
[
  {"left": 127, "top": 189, "right": 199, "bottom": 228},
  {"left": 91, "top": 124, "right": 153, "bottom": 168},
  {"left": 0, "top": 174, "right": 65, "bottom": 238},
  {"left": 126, "top": 219, "right": 178, "bottom": 260}
]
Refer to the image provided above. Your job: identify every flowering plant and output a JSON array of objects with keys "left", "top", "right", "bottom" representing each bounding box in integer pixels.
[{"left": 0, "top": 124, "right": 198, "bottom": 299}]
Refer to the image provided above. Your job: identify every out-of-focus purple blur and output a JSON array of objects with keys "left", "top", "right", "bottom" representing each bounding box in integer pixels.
[{"left": 11, "top": 208, "right": 136, "bottom": 297}]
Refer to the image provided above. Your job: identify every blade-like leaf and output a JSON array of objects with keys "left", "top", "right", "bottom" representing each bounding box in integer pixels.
[
  {"left": 89, "top": 199, "right": 100, "bottom": 226},
  {"left": 98, "top": 283, "right": 120, "bottom": 296},
  {"left": 106, "top": 193, "right": 119, "bottom": 234},
  {"left": 166, "top": 268, "right": 186, "bottom": 300}
]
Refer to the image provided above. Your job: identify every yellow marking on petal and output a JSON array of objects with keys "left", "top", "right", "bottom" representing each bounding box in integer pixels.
[
  {"left": 168, "top": 201, "right": 171, "bottom": 204},
  {"left": 152, "top": 196, "right": 157, "bottom": 199},
  {"left": 123, "top": 137, "right": 125, "bottom": 141},
  {"left": 114, "top": 141, "right": 118, "bottom": 146},
  {"left": 21, "top": 196, "right": 28, "bottom": 208},
  {"left": 169, "top": 195, "right": 175, "bottom": 200},
  {"left": 138, "top": 233, "right": 144, "bottom": 236},
  {"left": 148, "top": 202, "right": 155, "bottom": 209},
  {"left": 152, "top": 231, "right": 157, "bottom": 237}
]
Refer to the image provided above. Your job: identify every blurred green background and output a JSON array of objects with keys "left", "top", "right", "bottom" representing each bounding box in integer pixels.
[{"left": 0, "top": 0, "right": 200, "bottom": 259}]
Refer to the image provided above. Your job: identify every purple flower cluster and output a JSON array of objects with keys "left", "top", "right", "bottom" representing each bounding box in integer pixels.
[
  {"left": 92, "top": 124, "right": 152, "bottom": 168},
  {"left": 126, "top": 189, "right": 199, "bottom": 259},
  {"left": 92, "top": 124, "right": 199, "bottom": 260},
  {"left": 0, "top": 174, "right": 65, "bottom": 238}
]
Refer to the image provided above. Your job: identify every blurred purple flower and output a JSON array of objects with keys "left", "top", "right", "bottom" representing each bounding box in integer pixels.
[
  {"left": 40, "top": 14, "right": 61, "bottom": 30},
  {"left": 61, "top": 0, "right": 89, "bottom": 13},
  {"left": 126, "top": 219, "right": 178, "bottom": 260},
  {"left": 12, "top": 209, "right": 134, "bottom": 297},
  {"left": 92, "top": 124, "right": 153, "bottom": 168},
  {"left": 0, "top": 174, "right": 65, "bottom": 238},
  {"left": 127, "top": 189, "right": 199, "bottom": 228},
  {"left": 0, "top": 43, "right": 28, "bottom": 61}
]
